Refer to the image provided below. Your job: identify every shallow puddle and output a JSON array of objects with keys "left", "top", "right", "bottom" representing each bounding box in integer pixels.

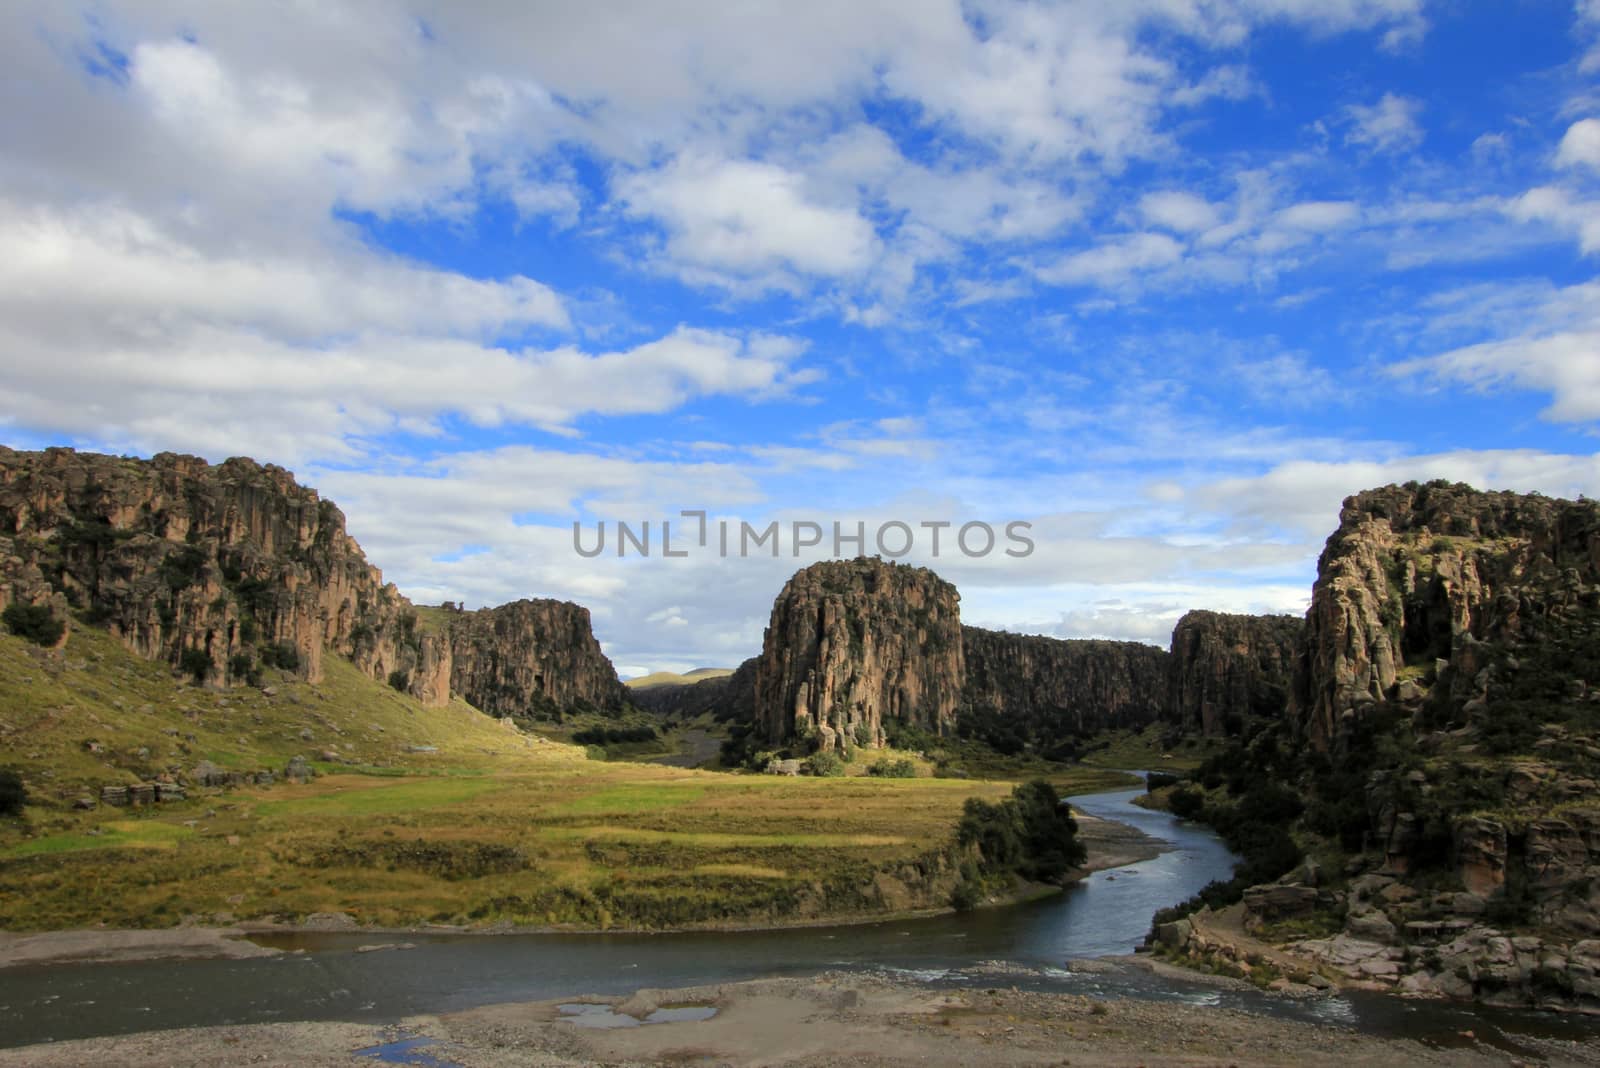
[{"left": 353, "top": 1034, "right": 461, "bottom": 1066}]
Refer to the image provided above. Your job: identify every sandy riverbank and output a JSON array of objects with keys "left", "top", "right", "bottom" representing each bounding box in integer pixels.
[{"left": 4, "top": 971, "right": 1596, "bottom": 1067}]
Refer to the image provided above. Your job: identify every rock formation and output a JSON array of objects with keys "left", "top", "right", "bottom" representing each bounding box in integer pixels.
[
  {"left": 1293, "top": 480, "right": 1600, "bottom": 749},
  {"left": 443, "top": 599, "right": 627, "bottom": 717},
  {"left": 754, "top": 558, "right": 964, "bottom": 751},
  {"left": 961, "top": 627, "right": 1167, "bottom": 750},
  {"left": 1162, "top": 481, "right": 1600, "bottom": 1012},
  {"left": 750, "top": 558, "right": 1169, "bottom": 753},
  {"left": 1167, "top": 611, "right": 1301, "bottom": 736},
  {"left": 0, "top": 447, "right": 624, "bottom": 716}
]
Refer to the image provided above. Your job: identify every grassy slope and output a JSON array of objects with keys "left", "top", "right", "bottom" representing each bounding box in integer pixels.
[
  {"left": 0, "top": 627, "right": 1125, "bottom": 932},
  {"left": 624, "top": 668, "right": 734, "bottom": 689}
]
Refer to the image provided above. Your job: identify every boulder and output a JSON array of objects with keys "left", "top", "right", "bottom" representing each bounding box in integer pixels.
[{"left": 1243, "top": 884, "right": 1318, "bottom": 929}]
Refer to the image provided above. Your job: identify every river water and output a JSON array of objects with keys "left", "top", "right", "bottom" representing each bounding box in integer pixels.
[{"left": 0, "top": 779, "right": 1592, "bottom": 1053}]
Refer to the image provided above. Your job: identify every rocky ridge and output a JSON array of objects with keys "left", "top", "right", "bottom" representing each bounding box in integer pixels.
[
  {"left": 749, "top": 558, "right": 1178, "bottom": 754},
  {"left": 0, "top": 447, "right": 623, "bottom": 717},
  {"left": 1167, "top": 610, "right": 1302, "bottom": 736},
  {"left": 961, "top": 627, "right": 1167, "bottom": 753},
  {"left": 1158, "top": 481, "right": 1600, "bottom": 1012}
]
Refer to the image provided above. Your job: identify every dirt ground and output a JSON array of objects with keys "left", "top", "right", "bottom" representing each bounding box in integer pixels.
[{"left": 4, "top": 972, "right": 1597, "bottom": 1067}]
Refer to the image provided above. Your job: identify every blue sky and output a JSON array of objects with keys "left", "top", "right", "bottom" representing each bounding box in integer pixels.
[{"left": 5, "top": 1, "right": 1600, "bottom": 676}]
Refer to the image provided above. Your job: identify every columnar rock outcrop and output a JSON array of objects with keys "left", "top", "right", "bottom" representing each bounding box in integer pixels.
[
  {"left": 1292, "top": 480, "right": 1600, "bottom": 749},
  {"left": 754, "top": 558, "right": 964, "bottom": 751},
  {"left": 961, "top": 627, "right": 1167, "bottom": 746},
  {"left": 0, "top": 447, "right": 624, "bottom": 716},
  {"left": 443, "top": 599, "right": 627, "bottom": 716},
  {"left": 1167, "top": 611, "right": 1301, "bottom": 736},
  {"left": 752, "top": 558, "right": 1170, "bottom": 753}
]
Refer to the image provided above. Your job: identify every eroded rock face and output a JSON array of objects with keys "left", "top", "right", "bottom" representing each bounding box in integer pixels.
[
  {"left": 1167, "top": 611, "right": 1301, "bottom": 736},
  {"left": 444, "top": 599, "right": 626, "bottom": 717},
  {"left": 751, "top": 558, "right": 1169, "bottom": 753},
  {"left": 754, "top": 558, "right": 964, "bottom": 751},
  {"left": 1292, "top": 480, "right": 1600, "bottom": 749},
  {"left": 961, "top": 627, "right": 1167, "bottom": 746},
  {"left": 0, "top": 447, "right": 624, "bottom": 717}
]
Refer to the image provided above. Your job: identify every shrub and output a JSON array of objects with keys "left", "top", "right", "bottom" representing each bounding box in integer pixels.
[
  {"left": 1168, "top": 785, "right": 1204, "bottom": 819},
  {"left": 228, "top": 653, "right": 260, "bottom": 686},
  {"left": 958, "top": 779, "right": 1086, "bottom": 884},
  {"left": 584, "top": 745, "right": 608, "bottom": 762},
  {"left": 178, "top": 647, "right": 212, "bottom": 682},
  {"left": 950, "top": 878, "right": 983, "bottom": 911},
  {"left": 2, "top": 603, "right": 65, "bottom": 646},
  {"left": 259, "top": 641, "right": 301, "bottom": 671},
  {"left": 572, "top": 725, "right": 657, "bottom": 746},
  {"left": 1146, "top": 771, "right": 1181, "bottom": 792},
  {"left": 867, "top": 758, "right": 918, "bottom": 778},
  {"left": 387, "top": 669, "right": 410, "bottom": 692},
  {"left": 801, "top": 751, "right": 845, "bottom": 777},
  {"left": 0, "top": 769, "right": 25, "bottom": 816}
]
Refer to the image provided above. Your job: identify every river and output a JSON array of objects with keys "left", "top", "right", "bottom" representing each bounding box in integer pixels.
[{"left": 0, "top": 778, "right": 1591, "bottom": 1053}]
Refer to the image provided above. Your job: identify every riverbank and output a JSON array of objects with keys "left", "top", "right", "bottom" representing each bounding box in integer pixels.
[
  {"left": 0, "top": 804, "right": 1167, "bottom": 969},
  {"left": 5, "top": 971, "right": 1594, "bottom": 1067}
]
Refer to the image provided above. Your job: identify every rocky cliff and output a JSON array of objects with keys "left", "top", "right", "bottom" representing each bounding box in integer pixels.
[
  {"left": 1167, "top": 611, "right": 1301, "bottom": 736},
  {"left": 0, "top": 447, "right": 624, "bottom": 716},
  {"left": 750, "top": 558, "right": 1171, "bottom": 754},
  {"left": 1293, "top": 480, "right": 1600, "bottom": 749},
  {"left": 442, "top": 599, "right": 627, "bottom": 717},
  {"left": 1158, "top": 481, "right": 1600, "bottom": 1012},
  {"left": 961, "top": 627, "right": 1167, "bottom": 753},
  {"left": 754, "top": 558, "right": 964, "bottom": 751}
]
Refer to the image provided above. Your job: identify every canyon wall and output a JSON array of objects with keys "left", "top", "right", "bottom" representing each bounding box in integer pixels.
[
  {"left": 1167, "top": 610, "right": 1301, "bottom": 736},
  {"left": 0, "top": 447, "right": 624, "bottom": 716}
]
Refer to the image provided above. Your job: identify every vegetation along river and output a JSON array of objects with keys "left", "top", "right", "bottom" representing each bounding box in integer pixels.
[{"left": 0, "top": 777, "right": 1590, "bottom": 1054}]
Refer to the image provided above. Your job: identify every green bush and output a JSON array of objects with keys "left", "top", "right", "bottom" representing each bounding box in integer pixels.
[
  {"left": 178, "top": 647, "right": 212, "bottom": 682},
  {"left": 2, "top": 603, "right": 65, "bottom": 646},
  {"left": 867, "top": 758, "right": 917, "bottom": 778},
  {"left": 1168, "top": 785, "right": 1205, "bottom": 819},
  {"left": 801, "top": 751, "right": 845, "bottom": 777},
  {"left": 958, "top": 779, "right": 1086, "bottom": 884},
  {"left": 387, "top": 669, "right": 411, "bottom": 692},
  {"left": 259, "top": 641, "right": 301, "bottom": 671},
  {"left": 0, "top": 769, "right": 25, "bottom": 816}
]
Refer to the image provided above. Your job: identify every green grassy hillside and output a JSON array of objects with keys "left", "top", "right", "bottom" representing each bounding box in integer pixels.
[{"left": 0, "top": 626, "right": 1125, "bottom": 932}]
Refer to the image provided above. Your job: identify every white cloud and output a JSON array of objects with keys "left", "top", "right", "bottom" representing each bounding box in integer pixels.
[
  {"left": 1508, "top": 185, "right": 1600, "bottom": 254},
  {"left": 1344, "top": 92, "right": 1424, "bottom": 153},
  {"left": 1140, "top": 191, "right": 1222, "bottom": 234},
  {"left": 1274, "top": 200, "right": 1360, "bottom": 231},
  {"left": 616, "top": 154, "right": 880, "bottom": 289},
  {"left": 1035, "top": 232, "right": 1184, "bottom": 288},
  {"left": 1556, "top": 118, "right": 1600, "bottom": 172},
  {"left": 0, "top": 199, "right": 570, "bottom": 339},
  {"left": 1393, "top": 280, "right": 1600, "bottom": 422}
]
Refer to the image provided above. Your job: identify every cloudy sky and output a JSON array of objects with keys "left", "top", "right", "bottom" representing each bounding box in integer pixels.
[{"left": 6, "top": 2, "right": 1600, "bottom": 676}]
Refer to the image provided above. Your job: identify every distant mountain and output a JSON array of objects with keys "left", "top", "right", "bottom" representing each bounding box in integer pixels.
[{"left": 625, "top": 667, "right": 734, "bottom": 689}]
